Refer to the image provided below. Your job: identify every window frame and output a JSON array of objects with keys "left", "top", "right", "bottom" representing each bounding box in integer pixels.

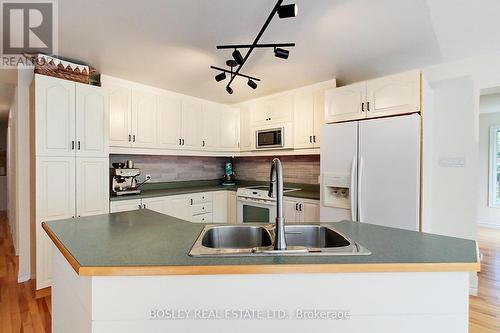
[{"left": 489, "top": 126, "right": 500, "bottom": 208}]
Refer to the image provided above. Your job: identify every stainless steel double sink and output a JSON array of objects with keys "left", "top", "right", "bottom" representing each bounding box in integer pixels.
[{"left": 189, "top": 224, "right": 371, "bottom": 257}]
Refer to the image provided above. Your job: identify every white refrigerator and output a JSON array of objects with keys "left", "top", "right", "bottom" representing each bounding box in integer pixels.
[{"left": 320, "top": 114, "right": 420, "bottom": 231}]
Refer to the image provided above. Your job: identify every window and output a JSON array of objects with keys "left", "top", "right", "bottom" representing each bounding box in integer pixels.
[{"left": 489, "top": 126, "right": 500, "bottom": 207}]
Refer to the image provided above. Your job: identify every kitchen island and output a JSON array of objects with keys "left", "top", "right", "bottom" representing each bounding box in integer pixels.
[{"left": 43, "top": 209, "right": 479, "bottom": 333}]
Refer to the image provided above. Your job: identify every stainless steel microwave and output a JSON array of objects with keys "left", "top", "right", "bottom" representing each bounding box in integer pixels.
[{"left": 256, "top": 127, "right": 284, "bottom": 149}]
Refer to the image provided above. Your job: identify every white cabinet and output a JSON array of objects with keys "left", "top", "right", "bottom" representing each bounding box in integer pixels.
[
  {"left": 110, "top": 199, "right": 142, "bottom": 213},
  {"left": 366, "top": 71, "right": 421, "bottom": 118},
  {"left": 168, "top": 195, "right": 192, "bottom": 221},
  {"left": 33, "top": 75, "right": 110, "bottom": 290},
  {"left": 251, "top": 95, "right": 293, "bottom": 126},
  {"left": 181, "top": 100, "right": 202, "bottom": 150},
  {"left": 157, "top": 94, "right": 182, "bottom": 149},
  {"left": 76, "top": 158, "right": 109, "bottom": 217},
  {"left": 228, "top": 191, "right": 237, "bottom": 224},
  {"left": 293, "top": 89, "right": 327, "bottom": 149},
  {"left": 213, "top": 191, "right": 228, "bottom": 223},
  {"left": 131, "top": 89, "right": 158, "bottom": 148},
  {"left": 142, "top": 197, "right": 166, "bottom": 214},
  {"left": 325, "top": 82, "right": 366, "bottom": 123},
  {"left": 35, "top": 75, "right": 76, "bottom": 157},
  {"left": 325, "top": 71, "right": 422, "bottom": 123},
  {"left": 284, "top": 197, "right": 320, "bottom": 224},
  {"left": 239, "top": 106, "right": 253, "bottom": 151},
  {"left": 76, "top": 84, "right": 109, "bottom": 157},
  {"left": 199, "top": 104, "right": 221, "bottom": 150},
  {"left": 219, "top": 108, "right": 240, "bottom": 151},
  {"left": 35, "top": 156, "right": 76, "bottom": 290},
  {"left": 108, "top": 83, "right": 132, "bottom": 147}
]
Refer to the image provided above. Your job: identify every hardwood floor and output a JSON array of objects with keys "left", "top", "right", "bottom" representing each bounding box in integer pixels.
[
  {"left": 0, "top": 213, "right": 51, "bottom": 333},
  {"left": 470, "top": 227, "right": 500, "bottom": 333},
  {"left": 0, "top": 213, "right": 499, "bottom": 332}
]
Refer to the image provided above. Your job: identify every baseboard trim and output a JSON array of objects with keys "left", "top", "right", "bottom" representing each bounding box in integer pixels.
[{"left": 34, "top": 286, "right": 51, "bottom": 299}]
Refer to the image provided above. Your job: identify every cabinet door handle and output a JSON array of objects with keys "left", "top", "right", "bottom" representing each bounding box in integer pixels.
[
  {"left": 138, "top": 204, "right": 142, "bottom": 209},
  {"left": 71, "top": 141, "right": 75, "bottom": 150},
  {"left": 77, "top": 141, "right": 81, "bottom": 150},
  {"left": 129, "top": 134, "right": 132, "bottom": 142},
  {"left": 295, "top": 203, "right": 299, "bottom": 211},
  {"left": 367, "top": 102, "right": 370, "bottom": 112},
  {"left": 202, "top": 140, "right": 205, "bottom": 147},
  {"left": 190, "top": 199, "right": 193, "bottom": 205},
  {"left": 143, "top": 204, "right": 147, "bottom": 209},
  {"left": 179, "top": 139, "right": 182, "bottom": 145},
  {"left": 299, "top": 204, "right": 303, "bottom": 212},
  {"left": 182, "top": 139, "right": 185, "bottom": 145},
  {"left": 309, "top": 136, "right": 312, "bottom": 143},
  {"left": 313, "top": 136, "right": 316, "bottom": 143},
  {"left": 132, "top": 135, "right": 136, "bottom": 142},
  {"left": 361, "top": 102, "right": 365, "bottom": 112}
]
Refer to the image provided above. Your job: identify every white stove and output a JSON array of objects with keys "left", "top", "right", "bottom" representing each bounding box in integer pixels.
[{"left": 236, "top": 186, "right": 299, "bottom": 223}]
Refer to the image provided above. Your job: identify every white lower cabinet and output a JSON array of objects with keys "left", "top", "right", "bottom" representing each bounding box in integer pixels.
[
  {"left": 110, "top": 199, "right": 142, "bottom": 213},
  {"left": 284, "top": 197, "right": 320, "bottom": 223},
  {"left": 109, "top": 191, "right": 236, "bottom": 224}
]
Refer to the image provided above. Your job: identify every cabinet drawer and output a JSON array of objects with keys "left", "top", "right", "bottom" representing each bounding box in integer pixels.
[
  {"left": 191, "top": 213, "right": 213, "bottom": 223},
  {"left": 191, "top": 203, "right": 213, "bottom": 215},
  {"left": 191, "top": 192, "right": 213, "bottom": 204}
]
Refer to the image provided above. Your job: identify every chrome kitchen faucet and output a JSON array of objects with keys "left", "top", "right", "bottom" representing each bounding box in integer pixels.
[{"left": 269, "top": 158, "right": 287, "bottom": 250}]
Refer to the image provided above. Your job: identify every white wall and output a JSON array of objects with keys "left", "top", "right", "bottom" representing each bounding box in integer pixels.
[{"left": 477, "top": 106, "right": 500, "bottom": 229}]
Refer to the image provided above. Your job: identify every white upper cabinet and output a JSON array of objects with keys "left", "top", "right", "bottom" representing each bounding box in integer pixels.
[
  {"left": 293, "top": 91, "right": 315, "bottom": 149},
  {"left": 239, "top": 106, "right": 253, "bottom": 151},
  {"left": 219, "top": 108, "right": 240, "bottom": 151},
  {"left": 75, "top": 83, "right": 109, "bottom": 157},
  {"left": 35, "top": 75, "right": 76, "bottom": 157},
  {"left": 325, "top": 71, "right": 422, "bottom": 124},
  {"left": 76, "top": 157, "right": 109, "bottom": 217},
  {"left": 131, "top": 89, "right": 158, "bottom": 148},
  {"left": 313, "top": 89, "right": 325, "bottom": 147},
  {"left": 325, "top": 82, "right": 366, "bottom": 123},
  {"left": 108, "top": 83, "right": 132, "bottom": 147},
  {"left": 366, "top": 71, "right": 421, "bottom": 118},
  {"left": 251, "top": 95, "right": 293, "bottom": 126},
  {"left": 181, "top": 100, "right": 202, "bottom": 150},
  {"left": 199, "top": 104, "right": 221, "bottom": 150},
  {"left": 157, "top": 94, "right": 182, "bottom": 149}
]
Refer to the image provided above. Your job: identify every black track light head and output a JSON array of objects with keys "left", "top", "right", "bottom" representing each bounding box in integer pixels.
[
  {"left": 215, "top": 72, "right": 226, "bottom": 82},
  {"left": 247, "top": 79, "right": 258, "bottom": 90},
  {"left": 226, "top": 86, "right": 233, "bottom": 94},
  {"left": 278, "top": 4, "right": 297, "bottom": 19},
  {"left": 274, "top": 47, "right": 290, "bottom": 59},
  {"left": 232, "top": 49, "right": 244, "bottom": 65}
]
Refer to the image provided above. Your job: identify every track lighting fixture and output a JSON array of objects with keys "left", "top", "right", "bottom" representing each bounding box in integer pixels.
[
  {"left": 274, "top": 47, "right": 289, "bottom": 59},
  {"left": 215, "top": 72, "right": 226, "bottom": 82},
  {"left": 232, "top": 49, "right": 244, "bottom": 65},
  {"left": 211, "top": 0, "right": 297, "bottom": 95},
  {"left": 247, "top": 79, "right": 258, "bottom": 90},
  {"left": 277, "top": 3, "right": 297, "bottom": 19}
]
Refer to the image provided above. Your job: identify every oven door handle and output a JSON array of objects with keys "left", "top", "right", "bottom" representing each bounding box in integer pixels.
[{"left": 237, "top": 197, "right": 276, "bottom": 205}]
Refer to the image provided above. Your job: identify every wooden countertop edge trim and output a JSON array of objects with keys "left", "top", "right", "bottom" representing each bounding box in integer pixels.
[
  {"left": 77, "top": 262, "right": 480, "bottom": 276},
  {"left": 42, "top": 222, "right": 82, "bottom": 274}
]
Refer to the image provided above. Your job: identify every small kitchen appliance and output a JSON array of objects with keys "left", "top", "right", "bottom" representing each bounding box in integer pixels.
[
  {"left": 110, "top": 164, "right": 142, "bottom": 196},
  {"left": 221, "top": 160, "right": 236, "bottom": 186}
]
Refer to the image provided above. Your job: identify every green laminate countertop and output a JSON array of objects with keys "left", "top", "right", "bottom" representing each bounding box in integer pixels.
[
  {"left": 109, "top": 180, "right": 320, "bottom": 202},
  {"left": 43, "top": 209, "right": 480, "bottom": 276}
]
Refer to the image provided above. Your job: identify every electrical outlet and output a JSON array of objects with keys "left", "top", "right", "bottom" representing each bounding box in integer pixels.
[{"left": 145, "top": 175, "right": 152, "bottom": 182}]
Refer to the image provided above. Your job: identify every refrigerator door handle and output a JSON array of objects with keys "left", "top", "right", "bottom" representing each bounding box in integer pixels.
[
  {"left": 350, "top": 154, "right": 357, "bottom": 221},
  {"left": 358, "top": 156, "right": 364, "bottom": 222}
]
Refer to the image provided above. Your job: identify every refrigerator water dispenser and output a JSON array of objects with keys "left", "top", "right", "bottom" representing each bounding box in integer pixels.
[{"left": 322, "top": 173, "right": 352, "bottom": 210}]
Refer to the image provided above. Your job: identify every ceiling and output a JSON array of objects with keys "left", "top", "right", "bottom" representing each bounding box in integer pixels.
[{"left": 3, "top": 0, "right": 500, "bottom": 105}]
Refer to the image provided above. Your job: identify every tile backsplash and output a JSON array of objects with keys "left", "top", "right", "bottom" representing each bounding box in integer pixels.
[
  {"left": 110, "top": 155, "right": 227, "bottom": 183},
  {"left": 234, "top": 155, "right": 320, "bottom": 185},
  {"left": 110, "top": 154, "right": 320, "bottom": 185}
]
